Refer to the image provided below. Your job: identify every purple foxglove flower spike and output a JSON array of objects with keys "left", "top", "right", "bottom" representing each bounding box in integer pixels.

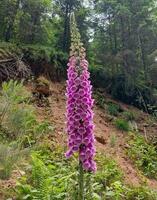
[{"left": 65, "top": 13, "right": 96, "bottom": 172}]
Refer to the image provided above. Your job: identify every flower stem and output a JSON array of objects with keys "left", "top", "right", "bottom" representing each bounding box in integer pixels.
[{"left": 78, "top": 161, "right": 84, "bottom": 200}]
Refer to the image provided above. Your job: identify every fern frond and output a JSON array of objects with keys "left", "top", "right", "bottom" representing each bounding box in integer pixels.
[{"left": 31, "top": 154, "right": 52, "bottom": 200}]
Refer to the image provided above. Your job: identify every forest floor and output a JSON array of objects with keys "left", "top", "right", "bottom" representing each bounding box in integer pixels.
[{"left": 35, "top": 81, "right": 157, "bottom": 189}]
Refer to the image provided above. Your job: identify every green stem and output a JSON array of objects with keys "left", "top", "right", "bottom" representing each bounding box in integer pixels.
[{"left": 78, "top": 161, "right": 84, "bottom": 200}]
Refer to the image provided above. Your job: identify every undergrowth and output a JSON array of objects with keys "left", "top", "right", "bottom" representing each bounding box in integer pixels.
[
  {"left": 127, "top": 133, "right": 157, "bottom": 179},
  {"left": 0, "top": 80, "right": 157, "bottom": 199},
  {"left": 107, "top": 103, "right": 121, "bottom": 116},
  {"left": 123, "top": 111, "right": 136, "bottom": 121},
  {"left": 0, "top": 142, "right": 28, "bottom": 179},
  {"left": 114, "top": 119, "right": 130, "bottom": 132},
  {"left": 0, "top": 80, "right": 52, "bottom": 181},
  {"left": 0, "top": 80, "right": 51, "bottom": 145},
  {"left": 15, "top": 145, "right": 157, "bottom": 200}
]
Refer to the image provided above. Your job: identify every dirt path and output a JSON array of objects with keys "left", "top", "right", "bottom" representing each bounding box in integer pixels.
[{"left": 36, "top": 82, "right": 157, "bottom": 189}]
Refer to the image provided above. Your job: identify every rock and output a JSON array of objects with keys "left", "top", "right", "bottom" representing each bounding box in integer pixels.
[{"left": 33, "top": 76, "right": 51, "bottom": 97}]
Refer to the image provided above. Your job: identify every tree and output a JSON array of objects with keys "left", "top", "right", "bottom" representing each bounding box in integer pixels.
[
  {"left": 0, "top": 0, "right": 20, "bottom": 42},
  {"left": 53, "top": 0, "right": 89, "bottom": 52},
  {"left": 16, "top": 0, "right": 52, "bottom": 43},
  {"left": 89, "top": 0, "right": 157, "bottom": 108}
]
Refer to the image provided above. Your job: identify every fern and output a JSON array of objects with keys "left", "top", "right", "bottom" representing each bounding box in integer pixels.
[
  {"left": 31, "top": 154, "right": 52, "bottom": 200},
  {"left": 17, "top": 151, "right": 76, "bottom": 200}
]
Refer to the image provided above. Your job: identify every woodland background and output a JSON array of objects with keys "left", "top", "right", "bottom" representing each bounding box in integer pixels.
[{"left": 0, "top": 0, "right": 157, "bottom": 113}]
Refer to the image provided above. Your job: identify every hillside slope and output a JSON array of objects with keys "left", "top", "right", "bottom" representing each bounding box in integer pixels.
[
  {"left": 36, "top": 81, "right": 157, "bottom": 189},
  {"left": 0, "top": 80, "right": 157, "bottom": 199}
]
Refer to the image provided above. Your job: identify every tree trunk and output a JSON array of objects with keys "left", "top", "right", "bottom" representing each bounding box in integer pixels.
[{"left": 138, "top": 31, "right": 148, "bottom": 82}]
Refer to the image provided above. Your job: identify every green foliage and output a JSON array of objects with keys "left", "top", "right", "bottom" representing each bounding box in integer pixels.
[
  {"left": 0, "top": 80, "right": 30, "bottom": 104},
  {"left": 24, "top": 153, "right": 53, "bottom": 200},
  {"left": 15, "top": 147, "right": 157, "bottom": 200},
  {"left": 89, "top": 0, "right": 157, "bottom": 110},
  {"left": 0, "top": 80, "right": 51, "bottom": 144},
  {"left": 105, "top": 183, "right": 157, "bottom": 200},
  {"left": 127, "top": 133, "right": 157, "bottom": 179},
  {"left": 94, "top": 92, "right": 106, "bottom": 109},
  {"left": 0, "top": 0, "right": 157, "bottom": 111},
  {"left": 114, "top": 119, "right": 130, "bottom": 132},
  {"left": 0, "top": 0, "right": 87, "bottom": 50},
  {"left": 107, "top": 103, "right": 121, "bottom": 116},
  {"left": 0, "top": 143, "right": 27, "bottom": 180},
  {"left": 123, "top": 111, "right": 136, "bottom": 121},
  {"left": 16, "top": 150, "right": 77, "bottom": 200},
  {"left": 0, "top": 80, "right": 31, "bottom": 132},
  {"left": 95, "top": 154, "right": 123, "bottom": 187},
  {"left": 125, "top": 186, "right": 157, "bottom": 200},
  {"left": 0, "top": 42, "right": 21, "bottom": 55},
  {"left": 21, "top": 44, "right": 67, "bottom": 62},
  {"left": 4, "top": 104, "right": 36, "bottom": 137},
  {"left": 110, "top": 133, "right": 117, "bottom": 147}
]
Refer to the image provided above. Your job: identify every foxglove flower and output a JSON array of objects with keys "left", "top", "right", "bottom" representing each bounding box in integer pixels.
[{"left": 65, "top": 14, "right": 96, "bottom": 172}]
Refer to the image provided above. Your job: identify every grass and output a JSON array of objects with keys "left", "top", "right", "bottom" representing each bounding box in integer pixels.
[{"left": 109, "top": 133, "right": 117, "bottom": 147}]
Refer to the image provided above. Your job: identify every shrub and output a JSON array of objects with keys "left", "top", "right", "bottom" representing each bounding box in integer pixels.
[
  {"left": 107, "top": 103, "right": 121, "bottom": 116},
  {"left": 105, "top": 183, "right": 157, "bottom": 200},
  {"left": 0, "top": 143, "right": 28, "bottom": 180},
  {"left": 16, "top": 151, "right": 122, "bottom": 200},
  {"left": 0, "top": 80, "right": 51, "bottom": 145},
  {"left": 36, "top": 76, "right": 50, "bottom": 87},
  {"left": 123, "top": 111, "right": 136, "bottom": 121},
  {"left": 0, "top": 80, "right": 30, "bottom": 104},
  {"left": 3, "top": 104, "right": 36, "bottom": 138},
  {"left": 114, "top": 119, "right": 130, "bottom": 132},
  {"left": 0, "top": 80, "right": 31, "bottom": 126},
  {"left": 94, "top": 92, "right": 106, "bottom": 109}
]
